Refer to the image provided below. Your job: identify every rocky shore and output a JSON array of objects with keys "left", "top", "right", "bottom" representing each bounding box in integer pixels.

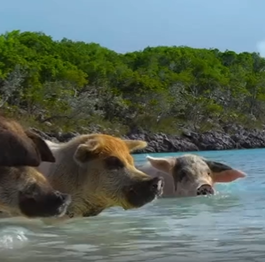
[{"left": 30, "top": 124, "right": 265, "bottom": 154}]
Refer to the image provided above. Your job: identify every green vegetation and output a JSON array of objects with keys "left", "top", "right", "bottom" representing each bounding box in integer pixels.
[{"left": 1, "top": 30, "right": 265, "bottom": 135}]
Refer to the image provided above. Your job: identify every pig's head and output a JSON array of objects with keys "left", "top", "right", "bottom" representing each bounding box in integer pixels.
[
  {"left": 62, "top": 134, "right": 165, "bottom": 216},
  {"left": 146, "top": 154, "right": 246, "bottom": 197},
  {"left": 0, "top": 166, "right": 72, "bottom": 218},
  {"left": 0, "top": 115, "right": 55, "bottom": 167}
]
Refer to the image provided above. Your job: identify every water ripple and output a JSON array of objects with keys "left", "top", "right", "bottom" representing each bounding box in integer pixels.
[{"left": 0, "top": 149, "right": 265, "bottom": 261}]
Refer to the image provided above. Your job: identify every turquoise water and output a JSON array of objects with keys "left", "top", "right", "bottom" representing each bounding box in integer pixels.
[{"left": 0, "top": 149, "right": 265, "bottom": 261}]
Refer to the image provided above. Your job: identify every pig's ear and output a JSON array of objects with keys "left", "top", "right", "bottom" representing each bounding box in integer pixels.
[
  {"left": 204, "top": 160, "right": 246, "bottom": 183},
  {"left": 124, "top": 139, "right": 147, "bottom": 152},
  {"left": 146, "top": 156, "right": 175, "bottom": 174}
]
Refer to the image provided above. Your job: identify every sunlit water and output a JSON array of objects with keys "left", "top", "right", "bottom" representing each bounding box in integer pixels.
[{"left": 1, "top": 149, "right": 265, "bottom": 261}]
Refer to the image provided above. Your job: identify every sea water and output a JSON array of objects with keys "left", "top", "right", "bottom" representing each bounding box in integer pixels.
[{"left": 0, "top": 149, "right": 265, "bottom": 262}]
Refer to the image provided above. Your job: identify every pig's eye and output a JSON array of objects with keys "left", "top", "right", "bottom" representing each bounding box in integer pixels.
[{"left": 104, "top": 156, "right": 124, "bottom": 170}]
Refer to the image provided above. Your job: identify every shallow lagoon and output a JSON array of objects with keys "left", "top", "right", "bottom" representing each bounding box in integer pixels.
[{"left": 1, "top": 149, "right": 265, "bottom": 262}]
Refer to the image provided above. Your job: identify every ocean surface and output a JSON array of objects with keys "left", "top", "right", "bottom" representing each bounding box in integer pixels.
[{"left": 1, "top": 149, "right": 265, "bottom": 262}]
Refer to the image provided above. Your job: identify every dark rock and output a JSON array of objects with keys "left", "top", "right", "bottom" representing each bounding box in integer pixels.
[{"left": 31, "top": 125, "right": 265, "bottom": 154}]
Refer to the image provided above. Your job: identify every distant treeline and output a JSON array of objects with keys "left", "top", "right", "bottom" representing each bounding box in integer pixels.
[{"left": 1, "top": 30, "right": 265, "bottom": 134}]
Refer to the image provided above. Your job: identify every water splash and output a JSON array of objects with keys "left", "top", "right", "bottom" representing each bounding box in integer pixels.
[{"left": 0, "top": 227, "right": 29, "bottom": 250}]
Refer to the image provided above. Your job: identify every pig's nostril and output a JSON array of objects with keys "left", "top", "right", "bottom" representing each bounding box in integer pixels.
[
  {"left": 196, "top": 184, "right": 214, "bottom": 196},
  {"left": 56, "top": 192, "right": 70, "bottom": 203},
  {"left": 61, "top": 194, "right": 68, "bottom": 201},
  {"left": 150, "top": 177, "right": 164, "bottom": 192},
  {"left": 152, "top": 183, "right": 158, "bottom": 190},
  {"left": 55, "top": 191, "right": 62, "bottom": 198}
]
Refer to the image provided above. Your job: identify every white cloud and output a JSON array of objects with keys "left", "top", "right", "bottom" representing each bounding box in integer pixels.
[{"left": 257, "top": 40, "right": 265, "bottom": 57}]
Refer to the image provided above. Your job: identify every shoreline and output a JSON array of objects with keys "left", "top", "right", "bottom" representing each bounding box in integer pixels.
[{"left": 31, "top": 124, "right": 265, "bottom": 154}]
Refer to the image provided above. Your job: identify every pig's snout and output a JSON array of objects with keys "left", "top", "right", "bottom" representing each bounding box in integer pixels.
[
  {"left": 150, "top": 176, "right": 164, "bottom": 196},
  {"left": 196, "top": 184, "right": 214, "bottom": 196}
]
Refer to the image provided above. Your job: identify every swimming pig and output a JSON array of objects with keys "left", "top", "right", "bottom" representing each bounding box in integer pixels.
[
  {"left": 37, "top": 134, "right": 164, "bottom": 219},
  {"left": 0, "top": 115, "right": 72, "bottom": 218},
  {"left": 137, "top": 154, "right": 246, "bottom": 197}
]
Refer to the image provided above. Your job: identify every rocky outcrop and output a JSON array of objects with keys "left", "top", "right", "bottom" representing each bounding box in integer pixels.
[{"left": 30, "top": 124, "right": 265, "bottom": 154}]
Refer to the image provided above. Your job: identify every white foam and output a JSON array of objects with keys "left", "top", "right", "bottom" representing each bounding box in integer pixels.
[{"left": 0, "top": 226, "right": 29, "bottom": 250}]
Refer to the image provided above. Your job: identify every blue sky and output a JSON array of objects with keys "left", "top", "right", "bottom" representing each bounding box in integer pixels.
[{"left": 1, "top": 0, "right": 265, "bottom": 55}]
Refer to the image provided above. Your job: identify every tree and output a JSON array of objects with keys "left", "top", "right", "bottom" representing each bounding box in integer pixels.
[{"left": 1, "top": 29, "right": 265, "bottom": 134}]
